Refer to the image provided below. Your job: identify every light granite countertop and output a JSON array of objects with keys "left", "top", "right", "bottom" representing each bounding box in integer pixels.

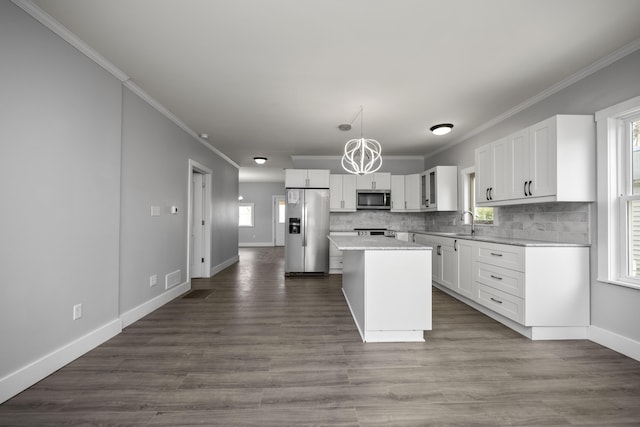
[
  {"left": 328, "top": 235, "right": 432, "bottom": 251},
  {"left": 409, "top": 230, "right": 590, "bottom": 247}
]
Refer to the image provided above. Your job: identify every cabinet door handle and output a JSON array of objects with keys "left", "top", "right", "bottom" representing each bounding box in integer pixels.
[
  {"left": 489, "top": 187, "right": 493, "bottom": 200},
  {"left": 437, "top": 245, "right": 441, "bottom": 256},
  {"left": 528, "top": 180, "right": 533, "bottom": 196},
  {"left": 490, "top": 297, "right": 503, "bottom": 304},
  {"left": 524, "top": 181, "right": 528, "bottom": 196},
  {"left": 490, "top": 274, "right": 503, "bottom": 280},
  {"left": 490, "top": 252, "right": 503, "bottom": 257},
  {"left": 454, "top": 240, "right": 458, "bottom": 251},
  {"left": 486, "top": 188, "right": 489, "bottom": 200},
  {"left": 404, "top": 201, "right": 407, "bottom": 209}
]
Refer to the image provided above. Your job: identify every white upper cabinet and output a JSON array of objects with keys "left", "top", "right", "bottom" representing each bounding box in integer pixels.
[
  {"left": 391, "top": 174, "right": 421, "bottom": 212},
  {"left": 329, "top": 174, "right": 356, "bottom": 212},
  {"left": 420, "top": 166, "right": 458, "bottom": 211},
  {"left": 285, "top": 169, "right": 330, "bottom": 188},
  {"left": 356, "top": 172, "right": 391, "bottom": 190},
  {"left": 390, "top": 175, "right": 406, "bottom": 212},
  {"left": 476, "top": 115, "right": 595, "bottom": 206},
  {"left": 404, "top": 173, "right": 421, "bottom": 210}
]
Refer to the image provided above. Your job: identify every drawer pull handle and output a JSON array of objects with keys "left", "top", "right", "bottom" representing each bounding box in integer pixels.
[
  {"left": 490, "top": 275, "right": 503, "bottom": 280},
  {"left": 490, "top": 252, "right": 503, "bottom": 257},
  {"left": 490, "top": 297, "right": 503, "bottom": 304}
]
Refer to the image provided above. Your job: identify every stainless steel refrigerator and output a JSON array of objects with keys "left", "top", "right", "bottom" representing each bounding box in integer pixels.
[{"left": 285, "top": 187, "right": 330, "bottom": 275}]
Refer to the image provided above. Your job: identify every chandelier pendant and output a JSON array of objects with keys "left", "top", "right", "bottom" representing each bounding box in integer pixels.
[
  {"left": 340, "top": 106, "right": 383, "bottom": 175},
  {"left": 342, "top": 138, "right": 382, "bottom": 175}
]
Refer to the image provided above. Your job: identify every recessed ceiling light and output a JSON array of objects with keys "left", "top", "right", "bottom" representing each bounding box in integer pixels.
[
  {"left": 199, "top": 133, "right": 209, "bottom": 139},
  {"left": 430, "top": 123, "right": 454, "bottom": 136},
  {"left": 253, "top": 157, "right": 267, "bottom": 165}
]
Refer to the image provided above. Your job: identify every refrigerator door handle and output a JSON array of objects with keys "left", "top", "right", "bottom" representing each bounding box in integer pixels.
[{"left": 302, "top": 202, "right": 307, "bottom": 247}]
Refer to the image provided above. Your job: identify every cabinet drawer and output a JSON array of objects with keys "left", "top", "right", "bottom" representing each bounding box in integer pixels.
[
  {"left": 476, "top": 243, "right": 524, "bottom": 271},
  {"left": 475, "top": 262, "right": 525, "bottom": 298},
  {"left": 329, "top": 244, "right": 343, "bottom": 257},
  {"left": 475, "top": 283, "right": 525, "bottom": 324},
  {"left": 329, "top": 256, "right": 343, "bottom": 269}
]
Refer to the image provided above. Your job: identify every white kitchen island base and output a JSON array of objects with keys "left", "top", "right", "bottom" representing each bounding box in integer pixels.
[{"left": 330, "top": 236, "right": 432, "bottom": 343}]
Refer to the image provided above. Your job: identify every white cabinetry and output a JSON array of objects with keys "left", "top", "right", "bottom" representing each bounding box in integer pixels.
[
  {"left": 356, "top": 172, "right": 391, "bottom": 190},
  {"left": 475, "top": 137, "right": 510, "bottom": 203},
  {"left": 412, "top": 234, "right": 473, "bottom": 300},
  {"left": 411, "top": 233, "right": 590, "bottom": 340},
  {"left": 420, "top": 166, "right": 458, "bottom": 211},
  {"left": 285, "top": 169, "right": 330, "bottom": 188},
  {"left": 391, "top": 174, "right": 421, "bottom": 212},
  {"left": 329, "top": 174, "right": 356, "bottom": 212},
  {"left": 329, "top": 231, "right": 358, "bottom": 273},
  {"left": 476, "top": 115, "right": 595, "bottom": 206}
]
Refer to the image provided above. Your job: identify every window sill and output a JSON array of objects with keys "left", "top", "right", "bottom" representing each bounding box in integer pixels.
[{"left": 597, "top": 277, "right": 640, "bottom": 291}]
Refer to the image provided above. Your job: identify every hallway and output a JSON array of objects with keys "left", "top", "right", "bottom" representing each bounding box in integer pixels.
[{"left": 1, "top": 247, "right": 639, "bottom": 425}]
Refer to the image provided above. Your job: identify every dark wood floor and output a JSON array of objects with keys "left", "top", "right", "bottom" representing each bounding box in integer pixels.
[{"left": 2, "top": 247, "right": 640, "bottom": 426}]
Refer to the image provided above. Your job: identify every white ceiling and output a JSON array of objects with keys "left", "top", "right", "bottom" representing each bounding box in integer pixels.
[{"left": 31, "top": 0, "right": 640, "bottom": 180}]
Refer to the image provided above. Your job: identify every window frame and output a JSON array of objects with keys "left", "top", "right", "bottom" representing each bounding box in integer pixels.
[
  {"left": 238, "top": 202, "right": 255, "bottom": 228},
  {"left": 596, "top": 95, "right": 640, "bottom": 290},
  {"left": 460, "top": 166, "right": 495, "bottom": 226}
]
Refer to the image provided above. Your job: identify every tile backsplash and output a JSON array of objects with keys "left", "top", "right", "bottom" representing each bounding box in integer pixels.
[
  {"left": 330, "top": 211, "right": 426, "bottom": 232},
  {"left": 424, "top": 202, "right": 592, "bottom": 244},
  {"left": 331, "top": 202, "right": 592, "bottom": 244}
]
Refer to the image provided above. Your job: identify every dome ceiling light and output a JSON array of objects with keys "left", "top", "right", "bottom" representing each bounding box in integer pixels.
[
  {"left": 430, "top": 123, "right": 454, "bottom": 136},
  {"left": 253, "top": 157, "right": 267, "bottom": 165}
]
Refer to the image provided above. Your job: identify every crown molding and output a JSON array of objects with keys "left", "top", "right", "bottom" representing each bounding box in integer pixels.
[
  {"left": 425, "top": 36, "right": 640, "bottom": 160},
  {"left": 11, "top": 0, "right": 239, "bottom": 169}
]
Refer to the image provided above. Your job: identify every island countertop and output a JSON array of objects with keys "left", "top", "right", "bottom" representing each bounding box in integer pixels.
[{"left": 328, "top": 235, "right": 432, "bottom": 251}]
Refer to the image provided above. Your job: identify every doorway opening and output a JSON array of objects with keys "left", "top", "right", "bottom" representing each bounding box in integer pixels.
[
  {"left": 187, "top": 160, "right": 212, "bottom": 279},
  {"left": 273, "top": 195, "right": 285, "bottom": 246}
]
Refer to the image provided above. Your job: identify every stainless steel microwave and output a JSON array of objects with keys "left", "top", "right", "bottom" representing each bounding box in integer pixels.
[{"left": 356, "top": 190, "right": 391, "bottom": 210}]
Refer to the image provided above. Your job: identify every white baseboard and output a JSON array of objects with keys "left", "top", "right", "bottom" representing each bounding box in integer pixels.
[
  {"left": 120, "top": 281, "right": 190, "bottom": 328},
  {"left": 589, "top": 325, "right": 640, "bottom": 362},
  {"left": 238, "top": 242, "right": 274, "bottom": 247},
  {"left": 0, "top": 319, "right": 121, "bottom": 404},
  {"left": 210, "top": 255, "right": 239, "bottom": 276}
]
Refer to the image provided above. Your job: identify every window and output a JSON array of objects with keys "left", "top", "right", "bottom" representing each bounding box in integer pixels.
[
  {"left": 461, "top": 167, "right": 494, "bottom": 225},
  {"left": 238, "top": 202, "right": 254, "bottom": 227},
  {"left": 596, "top": 95, "right": 640, "bottom": 289}
]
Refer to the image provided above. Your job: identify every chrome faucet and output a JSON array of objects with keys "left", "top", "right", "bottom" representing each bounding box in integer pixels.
[{"left": 461, "top": 210, "right": 475, "bottom": 236}]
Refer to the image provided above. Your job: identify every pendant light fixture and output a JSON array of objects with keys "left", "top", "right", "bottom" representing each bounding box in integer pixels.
[{"left": 340, "top": 106, "right": 383, "bottom": 175}]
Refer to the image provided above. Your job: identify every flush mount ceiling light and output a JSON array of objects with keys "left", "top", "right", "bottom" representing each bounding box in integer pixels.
[
  {"left": 430, "top": 123, "right": 454, "bottom": 136},
  {"left": 199, "top": 133, "right": 209, "bottom": 139},
  {"left": 253, "top": 157, "right": 267, "bottom": 165},
  {"left": 340, "top": 106, "right": 383, "bottom": 176}
]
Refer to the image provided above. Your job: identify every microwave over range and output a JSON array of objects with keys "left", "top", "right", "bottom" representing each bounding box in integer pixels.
[{"left": 356, "top": 190, "right": 391, "bottom": 210}]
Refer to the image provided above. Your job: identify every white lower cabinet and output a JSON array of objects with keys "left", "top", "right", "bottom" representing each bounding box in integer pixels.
[{"left": 411, "top": 233, "right": 590, "bottom": 340}]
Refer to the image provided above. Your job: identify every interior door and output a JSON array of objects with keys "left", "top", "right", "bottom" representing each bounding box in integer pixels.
[
  {"left": 190, "top": 172, "right": 205, "bottom": 278},
  {"left": 274, "top": 196, "right": 285, "bottom": 246}
]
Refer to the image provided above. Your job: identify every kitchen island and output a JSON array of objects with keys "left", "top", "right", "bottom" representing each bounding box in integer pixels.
[{"left": 328, "top": 235, "right": 432, "bottom": 343}]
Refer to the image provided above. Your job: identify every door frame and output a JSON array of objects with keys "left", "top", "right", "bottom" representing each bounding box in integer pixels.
[
  {"left": 187, "top": 159, "right": 212, "bottom": 280},
  {"left": 272, "top": 195, "right": 285, "bottom": 246}
]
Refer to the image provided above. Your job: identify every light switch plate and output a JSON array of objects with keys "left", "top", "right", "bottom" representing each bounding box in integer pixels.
[{"left": 151, "top": 206, "right": 161, "bottom": 217}]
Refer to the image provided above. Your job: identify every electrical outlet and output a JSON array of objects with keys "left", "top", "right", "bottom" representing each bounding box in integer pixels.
[
  {"left": 150, "top": 274, "right": 158, "bottom": 287},
  {"left": 73, "top": 304, "right": 82, "bottom": 320}
]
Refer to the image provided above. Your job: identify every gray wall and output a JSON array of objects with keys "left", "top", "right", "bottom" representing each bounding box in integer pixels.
[
  {"left": 424, "top": 49, "right": 640, "bottom": 343},
  {"left": 120, "top": 88, "right": 239, "bottom": 314},
  {"left": 238, "top": 182, "right": 286, "bottom": 245},
  {"left": 292, "top": 155, "right": 425, "bottom": 175},
  {"left": 0, "top": 1, "right": 122, "bottom": 381},
  {"left": 0, "top": 1, "right": 239, "bottom": 401}
]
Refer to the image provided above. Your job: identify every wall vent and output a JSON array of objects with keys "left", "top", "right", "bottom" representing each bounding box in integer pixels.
[{"left": 165, "top": 269, "right": 181, "bottom": 289}]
